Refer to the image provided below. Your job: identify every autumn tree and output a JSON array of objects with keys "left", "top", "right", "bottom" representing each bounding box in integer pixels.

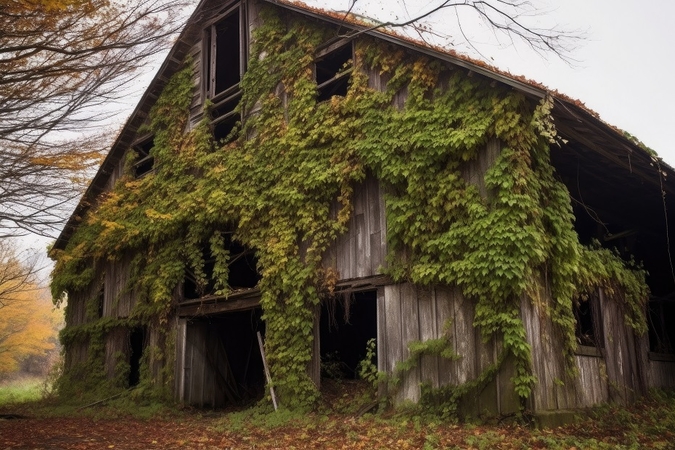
[
  {"left": 0, "top": 0, "right": 191, "bottom": 238},
  {"left": 0, "top": 241, "right": 60, "bottom": 376}
]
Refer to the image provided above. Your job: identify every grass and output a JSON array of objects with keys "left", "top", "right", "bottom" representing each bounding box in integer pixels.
[{"left": 0, "top": 376, "right": 44, "bottom": 405}]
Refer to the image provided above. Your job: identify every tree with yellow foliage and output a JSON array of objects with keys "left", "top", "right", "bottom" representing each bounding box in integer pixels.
[
  {"left": 0, "top": 241, "right": 60, "bottom": 375},
  {"left": 0, "top": 0, "right": 191, "bottom": 238}
]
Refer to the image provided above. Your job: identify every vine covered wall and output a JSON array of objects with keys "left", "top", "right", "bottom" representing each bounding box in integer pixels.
[{"left": 51, "top": 4, "right": 649, "bottom": 409}]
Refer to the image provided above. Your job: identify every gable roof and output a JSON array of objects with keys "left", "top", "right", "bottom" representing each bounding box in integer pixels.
[{"left": 52, "top": 0, "right": 674, "bottom": 252}]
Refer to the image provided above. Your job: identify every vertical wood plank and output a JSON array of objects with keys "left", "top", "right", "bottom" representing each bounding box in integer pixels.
[
  {"left": 435, "top": 286, "right": 454, "bottom": 388},
  {"left": 401, "top": 283, "right": 421, "bottom": 402},
  {"left": 384, "top": 285, "right": 403, "bottom": 403},
  {"left": 453, "top": 289, "right": 475, "bottom": 385},
  {"left": 417, "top": 286, "right": 439, "bottom": 388},
  {"left": 175, "top": 319, "right": 187, "bottom": 402},
  {"left": 354, "top": 213, "right": 366, "bottom": 278},
  {"left": 368, "top": 177, "right": 382, "bottom": 274}
]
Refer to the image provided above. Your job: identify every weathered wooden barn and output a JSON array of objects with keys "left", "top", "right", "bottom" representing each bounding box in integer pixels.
[{"left": 51, "top": 0, "right": 675, "bottom": 417}]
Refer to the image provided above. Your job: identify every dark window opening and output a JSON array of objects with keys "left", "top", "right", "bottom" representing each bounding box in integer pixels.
[
  {"left": 184, "top": 309, "right": 265, "bottom": 408},
  {"left": 315, "top": 44, "right": 353, "bottom": 102},
  {"left": 129, "top": 327, "right": 146, "bottom": 387},
  {"left": 204, "top": 7, "right": 245, "bottom": 102},
  {"left": 574, "top": 292, "right": 602, "bottom": 348},
  {"left": 183, "top": 237, "right": 260, "bottom": 299},
  {"left": 320, "top": 291, "right": 377, "bottom": 380},
  {"left": 648, "top": 298, "right": 675, "bottom": 354},
  {"left": 211, "top": 95, "right": 240, "bottom": 144},
  {"left": 213, "top": 113, "right": 240, "bottom": 143},
  {"left": 133, "top": 136, "right": 155, "bottom": 178}
]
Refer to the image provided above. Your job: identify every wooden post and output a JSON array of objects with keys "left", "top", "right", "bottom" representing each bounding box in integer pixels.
[{"left": 257, "top": 331, "right": 278, "bottom": 411}]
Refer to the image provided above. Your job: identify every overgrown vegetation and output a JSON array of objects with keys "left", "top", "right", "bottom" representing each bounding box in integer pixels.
[
  {"left": 3, "top": 389, "right": 675, "bottom": 449},
  {"left": 50, "top": 4, "right": 649, "bottom": 412}
]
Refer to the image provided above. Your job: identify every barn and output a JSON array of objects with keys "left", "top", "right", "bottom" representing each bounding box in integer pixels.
[{"left": 51, "top": 0, "right": 675, "bottom": 418}]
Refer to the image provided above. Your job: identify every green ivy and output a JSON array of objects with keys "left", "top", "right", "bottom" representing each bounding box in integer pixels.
[{"left": 51, "top": 4, "right": 649, "bottom": 411}]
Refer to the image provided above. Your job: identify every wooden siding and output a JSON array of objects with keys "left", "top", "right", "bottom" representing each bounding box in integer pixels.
[
  {"left": 598, "top": 290, "right": 648, "bottom": 403},
  {"left": 575, "top": 354, "right": 609, "bottom": 407},
  {"left": 104, "top": 327, "right": 130, "bottom": 379},
  {"left": 378, "top": 283, "right": 519, "bottom": 416},
  {"left": 324, "top": 175, "right": 387, "bottom": 280},
  {"left": 521, "top": 290, "right": 574, "bottom": 411},
  {"left": 103, "top": 254, "right": 136, "bottom": 319},
  {"left": 174, "top": 318, "right": 187, "bottom": 401},
  {"left": 647, "top": 358, "right": 675, "bottom": 388}
]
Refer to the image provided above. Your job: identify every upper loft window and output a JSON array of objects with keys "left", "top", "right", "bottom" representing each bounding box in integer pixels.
[
  {"left": 315, "top": 42, "right": 353, "bottom": 102},
  {"left": 203, "top": 6, "right": 246, "bottom": 102},
  {"left": 132, "top": 136, "right": 154, "bottom": 178}
]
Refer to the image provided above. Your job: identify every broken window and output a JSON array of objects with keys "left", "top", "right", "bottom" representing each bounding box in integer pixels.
[
  {"left": 648, "top": 297, "right": 675, "bottom": 355},
  {"left": 315, "top": 43, "right": 353, "bottom": 102},
  {"left": 204, "top": 6, "right": 245, "bottom": 100},
  {"left": 574, "top": 292, "right": 603, "bottom": 349},
  {"left": 211, "top": 95, "right": 241, "bottom": 144},
  {"left": 203, "top": 6, "right": 245, "bottom": 142},
  {"left": 183, "top": 237, "right": 260, "bottom": 300},
  {"left": 132, "top": 136, "right": 154, "bottom": 178}
]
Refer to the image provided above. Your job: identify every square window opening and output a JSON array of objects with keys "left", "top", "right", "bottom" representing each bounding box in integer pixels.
[
  {"left": 574, "top": 292, "right": 602, "bottom": 349},
  {"left": 132, "top": 136, "right": 155, "bottom": 178},
  {"left": 316, "top": 44, "right": 353, "bottom": 102}
]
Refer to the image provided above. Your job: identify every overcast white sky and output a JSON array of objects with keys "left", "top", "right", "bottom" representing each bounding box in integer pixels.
[{"left": 308, "top": 0, "right": 675, "bottom": 164}]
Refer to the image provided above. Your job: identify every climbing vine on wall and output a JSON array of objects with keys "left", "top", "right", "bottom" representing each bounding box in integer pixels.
[{"left": 51, "top": 4, "right": 649, "bottom": 410}]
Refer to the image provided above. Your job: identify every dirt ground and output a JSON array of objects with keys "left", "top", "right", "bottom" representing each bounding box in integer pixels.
[
  {"left": 1, "top": 383, "right": 674, "bottom": 450},
  {"left": 0, "top": 415, "right": 225, "bottom": 449}
]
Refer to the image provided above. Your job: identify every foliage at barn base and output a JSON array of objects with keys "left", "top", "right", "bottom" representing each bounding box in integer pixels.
[{"left": 50, "top": 5, "right": 649, "bottom": 412}]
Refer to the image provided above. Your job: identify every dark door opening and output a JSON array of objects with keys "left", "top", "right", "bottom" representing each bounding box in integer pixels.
[
  {"left": 129, "top": 327, "right": 146, "bottom": 387},
  {"left": 320, "top": 290, "right": 377, "bottom": 380},
  {"left": 183, "top": 308, "right": 266, "bottom": 408}
]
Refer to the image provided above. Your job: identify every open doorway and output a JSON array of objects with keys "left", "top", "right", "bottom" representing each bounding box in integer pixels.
[
  {"left": 128, "top": 327, "right": 146, "bottom": 387},
  {"left": 320, "top": 290, "right": 377, "bottom": 380},
  {"left": 182, "top": 308, "right": 266, "bottom": 408}
]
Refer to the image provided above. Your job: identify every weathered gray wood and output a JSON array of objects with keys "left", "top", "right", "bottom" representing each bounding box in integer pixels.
[
  {"left": 178, "top": 293, "right": 260, "bottom": 316},
  {"left": 575, "top": 354, "right": 608, "bottom": 407},
  {"left": 476, "top": 331, "right": 498, "bottom": 418},
  {"left": 376, "top": 287, "right": 388, "bottom": 397},
  {"left": 600, "top": 289, "right": 631, "bottom": 405},
  {"left": 648, "top": 359, "right": 675, "bottom": 388},
  {"left": 367, "top": 173, "right": 382, "bottom": 274},
  {"left": 104, "top": 327, "right": 129, "bottom": 381},
  {"left": 400, "top": 283, "right": 421, "bottom": 402},
  {"left": 383, "top": 284, "right": 404, "bottom": 402},
  {"left": 329, "top": 176, "right": 386, "bottom": 280},
  {"left": 434, "top": 286, "right": 454, "bottom": 388},
  {"left": 103, "top": 254, "right": 136, "bottom": 319},
  {"left": 417, "top": 286, "right": 439, "bottom": 388},
  {"left": 452, "top": 289, "right": 475, "bottom": 384},
  {"left": 175, "top": 318, "right": 187, "bottom": 402},
  {"left": 355, "top": 213, "right": 366, "bottom": 278}
]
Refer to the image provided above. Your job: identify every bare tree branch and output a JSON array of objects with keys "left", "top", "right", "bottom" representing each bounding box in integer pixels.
[
  {"left": 0, "top": 0, "right": 194, "bottom": 238},
  {"left": 336, "top": 0, "right": 581, "bottom": 64}
]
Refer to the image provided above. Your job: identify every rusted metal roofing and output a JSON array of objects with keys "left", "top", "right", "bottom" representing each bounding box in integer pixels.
[{"left": 51, "top": 0, "right": 673, "bottom": 252}]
